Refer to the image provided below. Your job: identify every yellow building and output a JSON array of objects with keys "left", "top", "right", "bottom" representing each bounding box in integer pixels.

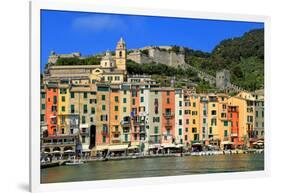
[{"left": 207, "top": 94, "right": 220, "bottom": 146}]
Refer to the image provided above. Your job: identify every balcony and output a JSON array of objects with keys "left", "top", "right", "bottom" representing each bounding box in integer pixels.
[
  {"left": 111, "top": 130, "right": 121, "bottom": 135},
  {"left": 163, "top": 112, "right": 175, "bottom": 118}
]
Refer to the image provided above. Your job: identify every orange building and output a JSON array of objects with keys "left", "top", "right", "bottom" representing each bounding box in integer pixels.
[
  {"left": 45, "top": 85, "right": 59, "bottom": 136},
  {"left": 161, "top": 88, "right": 175, "bottom": 144},
  {"left": 130, "top": 85, "right": 140, "bottom": 145}
]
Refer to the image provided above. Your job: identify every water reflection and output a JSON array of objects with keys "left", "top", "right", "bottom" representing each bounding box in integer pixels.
[{"left": 41, "top": 154, "right": 264, "bottom": 184}]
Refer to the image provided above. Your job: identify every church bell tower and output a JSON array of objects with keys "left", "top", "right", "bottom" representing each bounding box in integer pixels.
[{"left": 115, "top": 37, "right": 126, "bottom": 71}]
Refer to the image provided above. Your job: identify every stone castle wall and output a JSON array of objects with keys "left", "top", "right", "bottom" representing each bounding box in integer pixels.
[{"left": 128, "top": 47, "right": 185, "bottom": 67}]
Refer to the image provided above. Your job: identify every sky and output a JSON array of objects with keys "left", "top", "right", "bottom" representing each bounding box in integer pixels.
[{"left": 41, "top": 10, "right": 264, "bottom": 71}]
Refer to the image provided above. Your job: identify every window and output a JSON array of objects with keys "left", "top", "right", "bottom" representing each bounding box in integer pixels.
[
  {"left": 100, "top": 115, "right": 108, "bottom": 121},
  {"left": 212, "top": 104, "right": 215, "bottom": 107},
  {"left": 71, "top": 104, "right": 75, "bottom": 113},
  {"left": 83, "top": 104, "right": 87, "bottom": 114},
  {"left": 186, "top": 119, "right": 189, "bottom": 125},
  {"left": 185, "top": 135, "right": 188, "bottom": 141},
  {"left": 211, "top": 118, "right": 217, "bottom": 126},
  {"left": 203, "top": 110, "right": 207, "bottom": 116},
  {"left": 153, "top": 117, "right": 160, "bottom": 123},
  {"left": 132, "top": 98, "right": 136, "bottom": 105},
  {"left": 192, "top": 111, "right": 197, "bottom": 115},
  {"left": 102, "top": 105, "right": 106, "bottom": 111},
  {"left": 115, "top": 115, "right": 118, "bottom": 120},
  {"left": 209, "top": 127, "right": 213, "bottom": 134},
  {"left": 90, "top": 117, "right": 94, "bottom": 123},
  {"left": 224, "top": 121, "right": 228, "bottom": 126},
  {"left": 123, "top": 98, "right": 127, "bottom": 103},
  {"left": 166, "top": 98, "right": 170, "bottom": 104},
  {"left": 91, "top": 107, "right": 95, "bottom": 114},
  {"left": 40, "top": 114, "right": 45, "bottom": 122},
  {"left": 41, "top": 104, "right": 45, "bottom": 110},
  {"left": 123, "top": 107, "right": 126, "bottom": 112},
  {"left": 192, "top": 128, "right": 197, "bottom": 133},
  {"left": 61, "top": 128, "right": 65, "bottom": 134},
  {"left": 123, "top": 90, "right": 127, "bottom": 95},
  {"left": 102, "top": 95, "right": 106, "bottom": 101},
  {"left": 167, "top": 91, "right": 170, "bottom": 96},
  {"left": 132, "top": 90, "right": 137, "bottom": 97},
  {"left": 82, "top": 116, "right": 86, "bottom": 124},
  {"left": 141, "top": 89, "right": 144, "bottom": 94},
  {"left": 211, "top": 110, "right": 216, "bottom": 115},
  {"left": 193, "top": 102, "right": 196, "bottom": 107},
  {"left": 154, "top": 127, "right": 158, "bottom": 134},
  {"left": 224, "top": 130, "right": 228, "bottom": 137},
  {"left": 185, "top": 128, "right": 188, "bottom": 132},
  {"left": 60, "top": 88, "right": 67, "bottom": 94},
  {"left": 154, "top": 136, "right": 158, "bottom": 143},
  {"left": 114, "top": 106, "right": 118, "bottom": 111},
  {"left": 102, "top": 136, "right": 106, "bottom": 143},
  {"left": 115, "top": 76, "right": 120, "bottom": 81},
  {"left": 256, "top": 111, "right": 259, "bottom": 117},
  {"left": 53, "top": 96, "right": 57, "bottom": 104},
  {"left": 70, "top": 92, "right": 75, "bottom": 98},
  {"left": 61, "top": 106, "right": 65, "bottom": 112},
  {"left": 179, "top": 101, "right": 182, "bottom": 107},
  {"left": 179, "top": 110, "right": 182, "bottom": 115},
  {"left": 192, "top": 119, "right": 196, "bottom": 124},
  {"left": 179, "top": 128, "right": 182, "bottom": 135},
  {"left": 41, "top": 93, "right": 45, "bottom": 99},
  {"left": 61, "top": 96, "right": 65, "bottom": 102},
  {"left": 179, "top": 119, "right": 182, "bottom": 125},
  {"left": 141, "top": 97, "right": 144, "bottom": 103},
  {"left": 114, "top": 96, "right": 119, "bottom": 102},
  {"left": 262, "top": 111, "right": 264, "bottom": 117},
  {"left": 203, "top": 118, "right": 206, "bottom": 124}
]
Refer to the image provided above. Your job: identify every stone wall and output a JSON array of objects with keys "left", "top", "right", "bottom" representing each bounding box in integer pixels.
[{"left": 127, "top": 47, "right": 185, "bottom": 67}]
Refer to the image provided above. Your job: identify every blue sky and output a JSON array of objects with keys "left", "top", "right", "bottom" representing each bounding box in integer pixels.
[{"left": 41, "top": 10, "right": 264, "bottom": 71}]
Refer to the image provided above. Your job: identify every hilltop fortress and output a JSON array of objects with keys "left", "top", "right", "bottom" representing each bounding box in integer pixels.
[{"left": 127, "top": 46, "right": 185, "bottom": 67}]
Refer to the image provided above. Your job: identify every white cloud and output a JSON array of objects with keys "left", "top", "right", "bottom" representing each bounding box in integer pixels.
[{"left": 72, "top": 15, "right": 128, "bottom": 32}]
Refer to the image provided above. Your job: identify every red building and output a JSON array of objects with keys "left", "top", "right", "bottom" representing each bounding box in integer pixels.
[
  {"left": 45, "top": 85, "right": 59, "bottom": 136},
  {"left": 227, "top": 105, "right": 241, "bottom": 147}
]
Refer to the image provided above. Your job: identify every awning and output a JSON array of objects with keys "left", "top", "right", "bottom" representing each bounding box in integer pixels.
[
  {"left": 253, "top": 140, "right": 264, "bottom": 145},
  {"left": 221, "top": 141, "right": 234, "bottom": 145},
  {"left": 176, "top": 144, "right": 184, "bottom": 148},
  {"left": 64, "top": 150, "right": 75, "bottom": 153},
  {"left": 162, "top": 144, "right": 176, "bottom": 148},
  {"left": 108, "top": 144, "right": 128, "bottom": 151},
  {"left": 149, "top": 144, "right": 161, "bottom": 149},
  {"left": 128, "top": 145, "right": 139, "bottom": 150},
  {"left": 95, "top": 145, "right": 109, "bottom": 151},
  {"left": 53, "top": 150, "right": 61, "bottom": 154},
  {"left": 192, "top": 142, "right": 202, "bottom": 146}
]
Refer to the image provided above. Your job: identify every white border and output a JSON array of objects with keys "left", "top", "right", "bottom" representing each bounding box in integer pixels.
[{"left": 30, "top": 0, "right": 270, "bottom": 192}]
